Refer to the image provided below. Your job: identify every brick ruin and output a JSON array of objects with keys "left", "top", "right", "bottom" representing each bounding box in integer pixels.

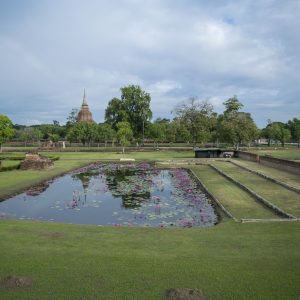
[{"left": 20, "top": 151, "right": 53, "bottom": 170}]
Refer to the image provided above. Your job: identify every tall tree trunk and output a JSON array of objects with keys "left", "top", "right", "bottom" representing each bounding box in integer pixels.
[
  {"left": 0, "top": 143, "right": 2, "bottom": 153},
  {"left": 122, "top": 146, "right": 125, "bottom": 154}
]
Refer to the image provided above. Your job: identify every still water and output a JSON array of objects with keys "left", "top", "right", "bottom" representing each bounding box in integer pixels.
[{"left": 0, "top": 163, "right": 217, "bottom": 227}]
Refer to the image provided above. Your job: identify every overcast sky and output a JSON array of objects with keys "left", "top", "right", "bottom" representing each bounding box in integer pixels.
[{"left": 0, "top": 0, "right": 299, "bottom": 127}]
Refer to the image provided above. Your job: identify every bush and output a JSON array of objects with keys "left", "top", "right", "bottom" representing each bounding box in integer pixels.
[{"left": 0, "top": 162, "right": 21, "bottom": 172}]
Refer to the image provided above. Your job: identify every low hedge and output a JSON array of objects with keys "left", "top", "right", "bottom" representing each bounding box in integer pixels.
[
  {"left": 0, "top": 155, "right": 59, "bottom": 161},
  {"left": 0, "top": 156, "right": 25, "bottom": 161},
  {"left": 0, "top": 162, "right": 21, "bottom": 172},
  {"left": 47, "top": 156, "right": 60, "bottom": 161}
]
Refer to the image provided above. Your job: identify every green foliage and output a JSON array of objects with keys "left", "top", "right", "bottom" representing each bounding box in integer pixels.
[
  {"left": 48, "top": 133, "right": 60, "bottom": 143},
  {"left": 96, "top": 123, "right": 116, "bottom": 146},
  {"left": 66, "top": 108, "right": 79, "bottom": 129},
  {"left": 218, "top": 98, "right": 258, "bottom": 149},
  {"left": 223, "top": 95, "right": 244, "bottom": 113},
  {"left": 116, "top": 121, "right": 133, "bottom": 152},
  {"left": 262, "top": 122, "right": 291, "bottom": 147},
  {"left": 104, "top": 97, "right": 128, "bottom": 131},
  {"left": 174, "top": 97, "right": 214, "bottom": 145},
  {"left": 105, "top": 85, "right": 152, "bottom": 140},
  {"left": 37, "top": 123, "right": 66, "bottom": 139},
  {"left": 288, "top": 118, "right": 300, "bottom": 147},
  {"left": 67, "top": 122, "right": 98, "bottom": 145},
  {"left": 0, "top": 114, "right": 15, "bottom": 152},
  {"left": 0, "top": 160, "right": 21, "bottom": 172},
  {"left": 121, "top": 85, "right": 152, "bottom": 139},
  {"left": 149, "top": 121, "right": 167, "bottom": 147}
]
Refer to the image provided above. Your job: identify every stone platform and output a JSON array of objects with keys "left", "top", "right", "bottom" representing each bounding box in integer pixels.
[{"left": 20, "top": 152, "right": 53, "bottom": 170}]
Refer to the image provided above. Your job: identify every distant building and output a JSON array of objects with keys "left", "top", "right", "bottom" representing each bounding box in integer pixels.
[{"left": 77, "top": 89, "right": 94, "bottom": 122}]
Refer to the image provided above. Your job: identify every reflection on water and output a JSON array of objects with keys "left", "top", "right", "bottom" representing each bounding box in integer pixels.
[{"left": 0, "top": 163, "right": 217, "bottom": 227}]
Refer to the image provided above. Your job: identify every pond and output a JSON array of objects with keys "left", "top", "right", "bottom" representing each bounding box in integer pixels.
[{"left": 0, "top": 163, "right": 217, "bottom": 227}]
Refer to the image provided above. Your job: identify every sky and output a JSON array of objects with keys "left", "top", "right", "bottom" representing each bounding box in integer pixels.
[{"left": 0, "top": 0, "right": 299, "bottom": 128}]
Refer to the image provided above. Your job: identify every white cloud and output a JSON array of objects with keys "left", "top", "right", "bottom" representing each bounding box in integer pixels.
[{"left": 0, "top": 0, "right": 299, "bottom": 128}]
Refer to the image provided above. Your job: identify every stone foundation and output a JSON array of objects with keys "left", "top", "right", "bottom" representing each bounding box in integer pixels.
[{"left": 20, "top": 153, "right": 53, "bottom": 170}]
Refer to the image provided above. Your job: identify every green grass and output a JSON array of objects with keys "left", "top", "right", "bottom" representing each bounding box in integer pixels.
[
  {"left": 0, "top": 160, "right": 21, "bottom": 168},
  {"left": 233, "top": 159, "right": 300, "bottom": 189},
  {"left": 190, "top": 165, "right": 279, "bottom": 220},
  {"left": 212, "top": 161, "right": 300, "bottom": 218},
  {"left": 249, "top": 148, "right": 300, "bottom": 160},
  {"left": 0, "top": 220, "right": 299, "bottom": 300}
]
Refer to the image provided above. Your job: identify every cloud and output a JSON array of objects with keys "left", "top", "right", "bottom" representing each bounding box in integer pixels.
[{"left": 0, "top": 0, "right": 299, "bottom": 127}]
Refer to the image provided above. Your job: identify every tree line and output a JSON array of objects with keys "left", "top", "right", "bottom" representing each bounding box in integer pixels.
[{"left": 1, "top": 85, "right": 300, "bottom": 151}]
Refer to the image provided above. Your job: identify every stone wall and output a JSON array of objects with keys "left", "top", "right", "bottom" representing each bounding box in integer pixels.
[
  {"left": 238, "top": 151, "right": 259, "bottom": 162},
  {"left": 238, "top": 151, "right": 300, "bottom": 175}
]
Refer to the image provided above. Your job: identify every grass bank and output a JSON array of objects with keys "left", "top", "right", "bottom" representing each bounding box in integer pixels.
[
  {"left": 212, "top": 161, "right": 300, "bottom": 218},
  {"left": 190, "top": 165, "right": 279, "bottom": 220},
  {"left": 233, "top": 159, "right": 300, "bottom": 189}
]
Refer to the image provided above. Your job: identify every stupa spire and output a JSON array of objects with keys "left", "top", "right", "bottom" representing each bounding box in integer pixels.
[{"left": 82, "top": 88, "right": 88, "bottom": 106}]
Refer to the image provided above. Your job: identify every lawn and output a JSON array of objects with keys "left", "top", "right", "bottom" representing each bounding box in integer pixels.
[{"left": 0, "top": 220, "right": 299, "bottom": 300}]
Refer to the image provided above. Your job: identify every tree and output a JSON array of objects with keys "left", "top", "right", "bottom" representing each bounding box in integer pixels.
[
  {"left": 261, "top": 122, "right": 291, "bottom": 147},
  {"left": 218, "top": 97, "right": 258, "bottom": 149},
  {"left": 104, "top": 98, "right": 128, "bottom": 131},
  {"left": 149, "top": 121, "right": 167, "bottom": 148},
  {"left": 174, "top": 97, "right": 214, "bottom": 146},
  {"left": 48, "top": 133, "right": 60, "bottom": 143},
  {"left": 37, "top": 123, "right": 66, "bottom": 140},
  {"left": 223, "top": 95, "right": 244, "bottom": 113},
  {"left": 116, "top": 121, "right": 133, "bottom": 154},
  {"left": 261, "top": 120, "right": 273, "bottom": 146},
  {"left": 96, "top": 123, "right": 116, "bottom": 147},
  {"left": 173, "top": 120, "right": 191, "bottom": 143},
  {"left": 0, "top": 115, "right": 15, "bottom": 152},
  {"left": 288, "top": 118, "right": 300, "bottom": 148},
  {"left": 66, "top": 122, "right": 98, "bottom": 146},
  {"left": 105, "top": 85, "right": 152, "bottom": 143},
  {"left": 19, "top": 127, "right": 42, "bottom": 147},
  {"left": 66, "top": 108, "right": 79, "bottom": 129},
  {"left": 121, "top": 85, "right": 152, "bottom": 144}
]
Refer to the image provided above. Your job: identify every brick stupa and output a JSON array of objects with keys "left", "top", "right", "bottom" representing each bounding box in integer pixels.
[{"left": 77, "top": 89, "right": 94, "bottom": 122}]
